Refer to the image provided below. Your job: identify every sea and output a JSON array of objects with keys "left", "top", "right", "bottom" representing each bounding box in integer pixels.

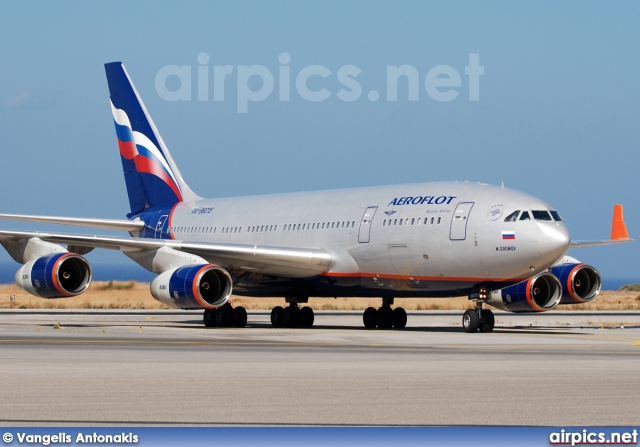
[
  {"left": 0, "top": 261, "right": 637, "bottom": 291},
  {"left": 0, "top": 261, "right": 155, "bottom": 284}
]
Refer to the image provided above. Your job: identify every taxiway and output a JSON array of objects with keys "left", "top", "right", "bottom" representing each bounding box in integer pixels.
[{"left": 0, "top": 310, "right": 638, "bottom": 426}]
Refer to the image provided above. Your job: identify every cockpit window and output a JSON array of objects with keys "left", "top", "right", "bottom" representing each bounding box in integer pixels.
[
  {"left": 532, "top": 210, "right": 552, "bottom": 221},
  {"left": 504, "top": 211, "right": 520, "bottom": 222},
  {"left": 519, "top": 211, "right": 531, "bottom": 221},
  {"left": 550, "top": 211, "right": 563, "bottom": 222}
]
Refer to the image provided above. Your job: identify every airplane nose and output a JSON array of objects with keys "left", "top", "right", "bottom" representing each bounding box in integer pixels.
[{"left": 537, "top": 223, "right": 571, "bottom": 264}]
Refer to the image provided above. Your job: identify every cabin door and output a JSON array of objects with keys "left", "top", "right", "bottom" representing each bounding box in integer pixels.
[
  {"left": 358, "top": 206, "right": 378, "bottom": 243},
  {"left": 449, "top": 202, "right": 474, "bottom": 240},
  {"left": 155, "top": 215, "right": 168, "bottom": 239}
]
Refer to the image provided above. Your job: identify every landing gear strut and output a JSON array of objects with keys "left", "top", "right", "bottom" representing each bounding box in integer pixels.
[
  {"left": 203, "top": 303, "right": 247, "bottom": 328},
  {"left": 462, "top": 288, "right": 494, "bottom": 333},
  {"left": 363, "top": 298, "right": 407, "bottom": 329},
  {"left": 270, "top": 298, "right": 315, "bottom": 328}
]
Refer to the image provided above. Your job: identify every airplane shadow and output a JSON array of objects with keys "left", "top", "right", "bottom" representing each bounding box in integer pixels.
[{"left": 174, "top": 320, "right": 589, "bottom": 336}]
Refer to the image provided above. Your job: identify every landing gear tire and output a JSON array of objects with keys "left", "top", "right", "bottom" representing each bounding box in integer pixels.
[
  {"left": 393, "top": 307, "right": 407, "bottom": 329},
  {"left": 300, "top": 306, "right": 315, "bottom": 328},
  {"left": 271, "top": 306, "right": 285, "bottom": 328},
  {"left": 283, "top": 306, "right": 302, "bottom": 328},
  {"left": 363, "top": 307, "right": 377, "bottom": 329},
  {"left": 376, "top": 306, "right": 394, "bottom": 329},
  {"left": 480, "top": 309, "right": 495, "bottom": 333},
  {"left": 462, "top": 309, "right": 480, "bottom": 333},
  {"left": 215, "top": 304, "right": 235, "bottom": 327},
  {"left": 233, "top": 306, "right": 248, "bottom": 328},
  {"left": 203, "top": 309, "right": 216, "bottom": 327}
]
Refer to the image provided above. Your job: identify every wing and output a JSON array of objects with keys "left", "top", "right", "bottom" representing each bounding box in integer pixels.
[
  {"left": 0, "top": 228, "right": 332, "bottom": 278},
  {"left": 0, "top": 213, "right": 145, "bottom": 232},
  {"left": 571, "top": 204, "right": 632, "bottom": 248}
]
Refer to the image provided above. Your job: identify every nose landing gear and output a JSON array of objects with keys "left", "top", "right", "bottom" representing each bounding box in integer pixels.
[{"left": 462, "top": 288, "right": 495, "bottom": 333}]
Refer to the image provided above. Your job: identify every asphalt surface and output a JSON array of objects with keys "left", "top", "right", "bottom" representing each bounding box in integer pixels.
[{"left": 0, "top": 309, "right": 638, "bottom": 426}]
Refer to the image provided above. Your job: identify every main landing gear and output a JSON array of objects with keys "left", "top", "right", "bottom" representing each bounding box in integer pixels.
[
  {"left": 270, "top": 298, "right": 315, "bottom": 328},
  {"left": 462, "top": 288, "right": 495, "bottom": 333},
  {"left": 203, "top": 303, "right": 247, "bottom": 328},
  {"left": 363, "top": 298, "right": 407, "bottom": 329}
]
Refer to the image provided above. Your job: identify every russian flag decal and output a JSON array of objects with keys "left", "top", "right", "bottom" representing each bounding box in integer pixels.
[{"left": 501, "top": 231, "right": 516, "bottom": 240}]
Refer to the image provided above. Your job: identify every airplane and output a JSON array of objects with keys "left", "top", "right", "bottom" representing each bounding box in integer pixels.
[{"left": 0, "top": 62, "right": 632, "bottom": 333}]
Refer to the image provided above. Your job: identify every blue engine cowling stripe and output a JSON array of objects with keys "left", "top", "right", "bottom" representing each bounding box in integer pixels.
[
  {"left": 30, "top": 253, "right": 73, "bottom": 298},
  {"left": 168, "top": 264, "right": 215, "bottom": 309}
]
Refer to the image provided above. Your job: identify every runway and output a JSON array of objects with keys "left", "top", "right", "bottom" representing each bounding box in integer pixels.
[{"left": 0, "top": 309, "right": 639, "bottom": 426}]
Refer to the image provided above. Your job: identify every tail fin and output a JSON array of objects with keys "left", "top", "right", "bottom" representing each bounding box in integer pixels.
[{"left": 104, "top": 62, "right": 200, "bottom": 216}]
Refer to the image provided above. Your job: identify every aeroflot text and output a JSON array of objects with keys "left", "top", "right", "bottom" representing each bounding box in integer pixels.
[
  {"left": 155, "top": 52, "right": 484, "bottom": 112},
  {"left": 388, "top": 196, "right": 457, "bottom": 206}
]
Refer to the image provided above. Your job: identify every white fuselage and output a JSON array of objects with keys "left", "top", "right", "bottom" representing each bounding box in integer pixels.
[{"left": 151, "top": 181, "right": 570, "bottom": 298}]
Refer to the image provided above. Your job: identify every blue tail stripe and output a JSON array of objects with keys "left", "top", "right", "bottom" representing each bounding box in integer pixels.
[
  {"left": 106, "top": 61, "right": 184, "bottom": 216},
  {"left": 114, "top": 120, "right": 134, "bottom": 143},
  {"left": 105, "top": 62, "right": 165, "bottom": 158}
]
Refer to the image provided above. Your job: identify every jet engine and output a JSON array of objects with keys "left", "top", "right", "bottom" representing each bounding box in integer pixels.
[
  {"left": 487, "top": 272, "right": 562, "bottom": 312},
  {"left": 150, "top": 264, "right": 232, "bottom": 309},
  {"left": 551, "top": 263, "right": 601, "bottom": 305},
  {"left": 15, "top": 253, "right": 92, "bottom": 298}
]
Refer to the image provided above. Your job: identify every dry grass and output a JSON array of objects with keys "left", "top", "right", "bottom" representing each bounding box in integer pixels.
[
  {"left": 0, "top": 281, "right": 166, "bottom": 310},
  {"left": 559, "top": 291, "right": 640, "bottom": 311},
  {"left": 0, "top": 281, "right": 639, "bottom": 311}
]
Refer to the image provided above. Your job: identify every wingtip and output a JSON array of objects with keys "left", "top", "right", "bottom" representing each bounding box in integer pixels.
[{"left": 610, "top": 204, "right": 630, "bottom": 240}]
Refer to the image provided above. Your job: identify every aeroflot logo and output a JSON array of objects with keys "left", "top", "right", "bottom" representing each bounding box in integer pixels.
[{"left": 388, "top": 196, "right": 457, "bottom": 206}]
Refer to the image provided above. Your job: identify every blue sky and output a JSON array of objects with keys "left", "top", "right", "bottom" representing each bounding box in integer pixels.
[{"left": 0, "top": 1, "right": 638, "bottom": 280}]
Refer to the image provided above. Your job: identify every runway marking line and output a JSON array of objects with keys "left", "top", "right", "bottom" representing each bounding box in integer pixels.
[
  {"left": 508, "top": 330, "right": 640, "bottom": 345},
  {"left": 0, "top": 337, "right": 635, "bottom": 354},
  {"left": 0, "top": 338, "right": 317, "bottom": 347}
]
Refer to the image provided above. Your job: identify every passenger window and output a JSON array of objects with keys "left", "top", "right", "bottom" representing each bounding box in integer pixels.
[{"left": 504, "top": 211, "right": 520, "bottom": 222}]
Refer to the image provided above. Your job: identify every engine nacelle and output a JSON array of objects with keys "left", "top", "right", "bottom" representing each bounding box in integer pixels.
[
  {"left": 551, "top": 263, "right": 601, "bottom": 305},
  {"left": 15, "top": 253, "right": 92, "bottom": 298},
  {"left": 150, "top": 264, "right": 232, "bottom": 309},
  {"left": 487, "top": 272, "right": 562, "bottom": 313}
]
